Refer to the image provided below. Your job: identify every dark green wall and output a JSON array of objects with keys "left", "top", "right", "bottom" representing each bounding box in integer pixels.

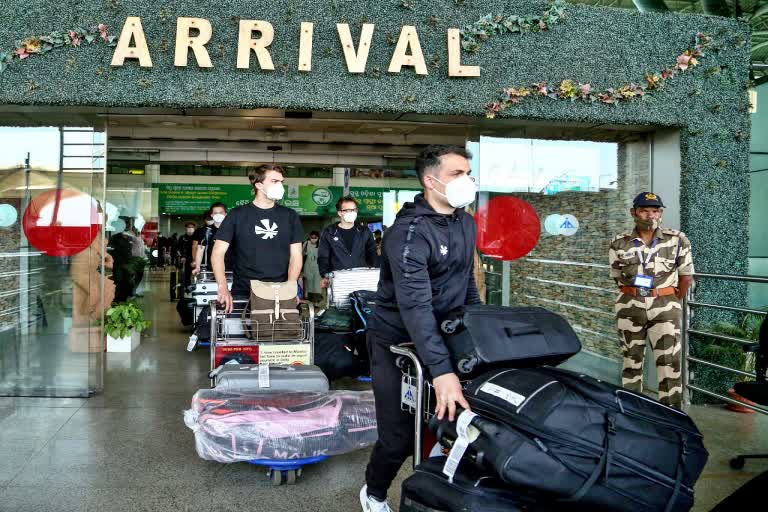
[{"left": 0, "top": 0, "right": 752, "bottom": 308}]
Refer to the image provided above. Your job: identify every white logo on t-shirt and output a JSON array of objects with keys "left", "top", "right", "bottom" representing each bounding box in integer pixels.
[
  {"left": 440, "top": 245, "right": 448, "bottom": 256},
  {"left": 255, "top": 219, "right": 279, "bottom": 240}
]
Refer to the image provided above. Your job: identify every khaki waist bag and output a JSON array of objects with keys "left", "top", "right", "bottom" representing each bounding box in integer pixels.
[{"left": 243, "top": 280, "right": 302, "bottom": 341}]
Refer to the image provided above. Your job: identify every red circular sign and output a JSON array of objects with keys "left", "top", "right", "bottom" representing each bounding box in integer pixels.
[
  {"left": 475, "top": 196, "right": 541, "bottom": 261},
  {"left": 22, "top": 188, "right": 100, "bottom": 257}
]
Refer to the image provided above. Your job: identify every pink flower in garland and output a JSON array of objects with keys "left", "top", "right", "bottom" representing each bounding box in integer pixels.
[
  {"left": 98, "top": 24, "right": 108, "bottom": 42},
  {"left": 534, "top": 82, "right": 548, "bottom": 95},
  {"left": 15, "top": 47, "right": 29, "bottom": 59},
  {"left": 69, "top": 31, "right": 82, "bottom": 47},
  {"left": 580, "top": 83, "right": 591, "bottom": 97},
  {"left": 676, "top": 52, "right": 698, "bottom": 71},
  {"left": 485, "top": 102, "right": 502, "bottom": 118}
]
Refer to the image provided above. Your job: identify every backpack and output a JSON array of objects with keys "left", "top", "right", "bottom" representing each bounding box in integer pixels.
[{"left": 243, "top": 280, "right": 302, "bottom": 341}]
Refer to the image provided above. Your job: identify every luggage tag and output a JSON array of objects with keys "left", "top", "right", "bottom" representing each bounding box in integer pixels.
[
  {"left": 258, "top": 363, "right": 270, "bottom": 388},
  {"left": 442, "top": 410, "right": 480, "bottom": 483}
]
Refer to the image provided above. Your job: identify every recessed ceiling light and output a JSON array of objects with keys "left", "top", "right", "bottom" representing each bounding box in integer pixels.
[
  {"left": 272, "top": 125, "right": 287, "bottom": 130},
  {"left": 378, "top": 127, "right": 394, "bottom": 133},
  {"left": 161, "top": 121, "right": 179, "bottom": 127}
]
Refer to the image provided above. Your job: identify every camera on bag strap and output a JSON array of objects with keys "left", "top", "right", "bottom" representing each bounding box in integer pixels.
[{"left": 242, "top": 280, "right": 301, "bottom": 341}]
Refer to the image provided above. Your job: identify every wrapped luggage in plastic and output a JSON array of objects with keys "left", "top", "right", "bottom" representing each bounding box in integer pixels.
[{"left": 184, "top": 389, "right": 378, "bottom": 463}]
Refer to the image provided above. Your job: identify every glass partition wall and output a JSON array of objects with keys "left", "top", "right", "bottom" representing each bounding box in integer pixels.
[
  {"left": 0, "top": 125, "right": 106, "bottom": 397},
  {"left": 471, "top": 136, "right": 651, "bottom": 362}
]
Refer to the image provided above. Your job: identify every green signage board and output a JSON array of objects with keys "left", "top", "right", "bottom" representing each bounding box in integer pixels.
[
  {"left": 158, "top": 183, "right": 419, "bottom": 217},
  {"left": 157, "top": 184, "right": 253, "bottom": 215}
]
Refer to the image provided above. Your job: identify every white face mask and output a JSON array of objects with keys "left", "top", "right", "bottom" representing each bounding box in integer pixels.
[
  {"left": 342, "top": 211, "right": 358, "bottom": 224},
  {"left": 265, "top": 183, "right": 285, "bottom": 201},
  {"left": 186, "top": 228, "right": 195, "bottom": 235},
  {"left": 432, "top": 175, "right": 477, "bottom": 208},
  {"left": 205, "top": 219, "right": 214, "bottom": 226},
  {"left": 212, "top": 213, "right": 226, "bottom": 225}
]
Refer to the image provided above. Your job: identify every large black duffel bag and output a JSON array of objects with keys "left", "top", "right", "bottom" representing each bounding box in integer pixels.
[
  {"left": 400, "top": 456, "right": 562, "bottom": 512},
  {"left": 314, "top": 331, "right": 365, "bottom": 381},
  {"left": 439, "top": 305, "right": 581, "bottom": 377},
  {"left": 430, "top": 367, "right": 708, "bottom": 512}
]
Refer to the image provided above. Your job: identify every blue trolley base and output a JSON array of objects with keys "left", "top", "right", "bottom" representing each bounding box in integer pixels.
[{"left": 248, "top": 455, "right": 329, "bottom": 486}]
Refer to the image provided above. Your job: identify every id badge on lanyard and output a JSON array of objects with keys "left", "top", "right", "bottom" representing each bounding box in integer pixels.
[{"left": 633, "top": 239, "right": 657, "bottom": 289}]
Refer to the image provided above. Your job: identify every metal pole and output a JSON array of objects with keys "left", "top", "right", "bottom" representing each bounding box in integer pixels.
[
  {"left": 681, "top": 288, "right": 691, "bottom": 406},
  {"left": 501, "top": 261, "right": 511, "bottom": 307}
]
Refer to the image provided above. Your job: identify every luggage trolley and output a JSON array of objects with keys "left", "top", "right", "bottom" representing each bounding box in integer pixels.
[
  {"left": 207, "top": 298, "right": 321, "bottom": 485},
  {"left": 185, "top": 271, "right": 232, "bottom": 350}
]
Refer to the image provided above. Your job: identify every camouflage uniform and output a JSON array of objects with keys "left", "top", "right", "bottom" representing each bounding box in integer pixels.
[{"left": 609, "top": 227, "right": 695, "bottom": 408}]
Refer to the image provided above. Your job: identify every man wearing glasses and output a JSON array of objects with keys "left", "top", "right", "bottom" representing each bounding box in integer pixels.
[{"left": 318, "top": 196, "right": 377, "bottom": 287}]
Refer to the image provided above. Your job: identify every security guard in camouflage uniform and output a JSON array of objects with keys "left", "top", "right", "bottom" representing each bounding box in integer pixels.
[{"left": 609, "top": 192, "right": 694, "bottom": 409}]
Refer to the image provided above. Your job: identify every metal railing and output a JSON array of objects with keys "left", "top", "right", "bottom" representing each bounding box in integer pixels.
[{"left": 682, "top": 272, "right": 768, "bottom": 413}]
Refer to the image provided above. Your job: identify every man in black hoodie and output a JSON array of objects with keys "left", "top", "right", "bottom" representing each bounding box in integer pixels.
[
  {"left": 360, "top": 145, "right": 481, "bottom": 512},
  {"left": 318, "top": 196, "right": 377, "bottom": 285}
]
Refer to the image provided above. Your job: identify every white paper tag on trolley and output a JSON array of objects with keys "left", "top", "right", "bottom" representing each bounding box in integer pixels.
[
  {"left": 442, "top": 411, "right": 480, "bottom": 483},
  {"left": 401, "top": 379, "right": 418, "bottom": 409},
  {"left": 258, "top": 363, "right": 270, "bottom": 388}
]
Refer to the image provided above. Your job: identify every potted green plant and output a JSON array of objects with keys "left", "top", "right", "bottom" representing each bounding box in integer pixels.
[{"left": 105, "top": 301, "right": 150, "bottom": 352}]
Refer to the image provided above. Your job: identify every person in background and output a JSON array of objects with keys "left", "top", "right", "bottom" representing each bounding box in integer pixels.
[
  {"left": 318, "top": 196, "right": 377, "bottom": 288},
  {"left": 192, "top": 203, "right": 228, "bottom": 275},
  {"left": 192, "top": 211, "right": 214, "bottom": 273},
  {"left": 170, "top": 233, "right": 180, "bottom": 267},
  {"left": 609, "top": 192, "right": 694, "bottom": 409},
  {"left": 108, "top": 217, "right": 136, "bottom": 303},
  {"left": 179, "top": 221, "right": 197, "bottom": 288},
  {"left": 302, "top": 231, "right": 323, "bottom": 305},
  {"left": 373, "top": 229, "right": 383, "bottom": 267},
  {"left": 130, "top": 226, "right": 147, "bottom": 297}
]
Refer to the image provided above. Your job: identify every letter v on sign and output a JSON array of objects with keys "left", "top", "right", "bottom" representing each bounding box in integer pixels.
[{"left": 336, "top": 24, "right": 375, "bottom": 74}]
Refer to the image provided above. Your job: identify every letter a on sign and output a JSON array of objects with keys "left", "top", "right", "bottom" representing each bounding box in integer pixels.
[
  {"left": 111, "top": 17, "right": 153, "bottom": 67},
  {"left": 388, "top": 26, "right": 427, "bottom": 75}
]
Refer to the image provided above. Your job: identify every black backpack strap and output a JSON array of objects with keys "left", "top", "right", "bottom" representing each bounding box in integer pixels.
[
  {"left": 664, "top": 433, "right": 688, "bottom": 512},
  {"left": 564, "top": 412, "right": 616, "bottom": 503}
]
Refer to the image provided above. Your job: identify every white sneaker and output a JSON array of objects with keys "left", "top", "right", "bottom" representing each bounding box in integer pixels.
[{"left": 359, "top": 485, "right": 392, "bottom": 512}]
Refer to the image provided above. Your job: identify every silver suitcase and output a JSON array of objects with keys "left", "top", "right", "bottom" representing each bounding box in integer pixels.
[
  {"left": 327, "top": 267, "right": 380, "bottom": 310},
  {"left": 213, "top": 364, "right": 329, "bottom": 392}
]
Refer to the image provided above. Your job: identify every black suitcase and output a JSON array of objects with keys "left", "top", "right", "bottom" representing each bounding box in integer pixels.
[
  {"left": 176, "top": 297, "right": 194, "bottom": 326},
  {"left": 350, "top": 290, "right": 376, "bottom": 373},
  {"left": 169, "top": 270, "right": 178, "bottom": 301},
  {"left": 314, "top": 331, "right": 365, "bottom": 381},
  {"left": 431, "top": 367, "right": 708, "bottom": 512},
  {"left": 400, "top": 456, "right": 560, "bottom": 512},
  {"left": 439, "top": 305, "right": 581, "bottom": 377}
]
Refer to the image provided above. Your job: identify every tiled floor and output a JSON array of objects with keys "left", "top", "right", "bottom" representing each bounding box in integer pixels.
[{"left": 0, "top": 271, "right": 766, "bottom": 511}]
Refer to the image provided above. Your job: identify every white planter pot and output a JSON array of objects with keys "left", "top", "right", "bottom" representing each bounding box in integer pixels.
[{"left": 107, "top": 329, "right": 141, "bottom": 352}]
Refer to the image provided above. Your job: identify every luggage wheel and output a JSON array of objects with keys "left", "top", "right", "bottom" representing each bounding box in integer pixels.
[
  {"left": 730, "top": 457, "right": 746, "bottom": 470},
  {"left": 269, "top": 469, "right": 299, "bottom": 486}
]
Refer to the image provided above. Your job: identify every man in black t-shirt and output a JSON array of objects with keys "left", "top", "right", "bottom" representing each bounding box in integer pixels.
[
  {"left": 212, "top": 164, "right": 304, "bottom": 313},
  {"left": 193, "top": 203, "right": 228, "bottom": 274}
]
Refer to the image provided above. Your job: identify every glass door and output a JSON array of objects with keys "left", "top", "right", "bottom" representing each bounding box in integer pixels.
[{"left": 0, "top": 125, "right": 106, "bottom": 397}]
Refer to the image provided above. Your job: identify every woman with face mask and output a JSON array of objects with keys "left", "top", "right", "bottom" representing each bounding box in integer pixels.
[
  {"left": 302, "top": 231, "right": 323, "bottom": 304},
  {"left": 317, "top": 196, "right": 378, "bottom": 288}
]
